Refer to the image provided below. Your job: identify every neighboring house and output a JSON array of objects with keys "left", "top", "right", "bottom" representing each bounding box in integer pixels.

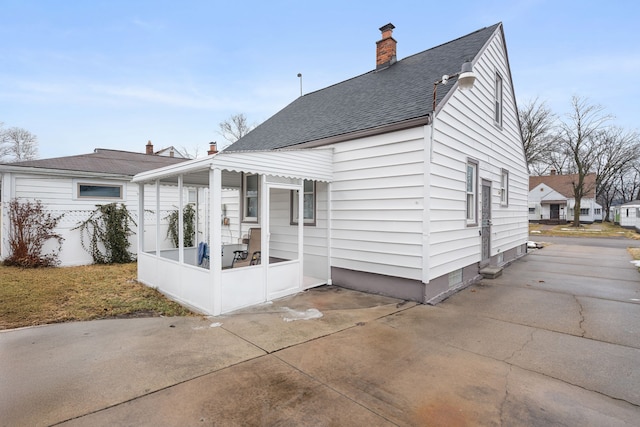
[
  {"left": 618, "top": 200, "right": 640, "bottom": 229},
  {"left": 0, "top": 143, "right": 188, "bottom": 266},
  {"left": 132, "top": 22, "right": 528, "bottom": 315},
  {"left": 529, "top": 172, "right": 603, "bottom": 223}
]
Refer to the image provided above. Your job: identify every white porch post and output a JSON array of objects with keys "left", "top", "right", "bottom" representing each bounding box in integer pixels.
[
  {"left": 298, "top": 179, "right": 304, "bottom": 289},
  {"left": 210, "top": 168, "right": 222, "bottom": 315},
  {"left": 155, "top": 179, "right": 161, "bottom": 257},
  {"left": 178, "top": 174, "right": 184, "bottom": 264},
  {"left": 137, "top": 183, "right": 145, "bottom": 253},
  {"left": 261, "top": 174, "right": 268, "bottom": 302}
]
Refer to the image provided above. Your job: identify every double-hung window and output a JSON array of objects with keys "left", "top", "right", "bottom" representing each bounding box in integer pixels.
[
  {"left": 242, "top": 173, "right": 259, "bottom": 222},
  {"left": 466, "top": 160, "right": 478, "bottom": 225},
  {"left": 291, "top": 180, "right": 316, "bottom": 225},
  {"left": 500, "top": 169, "right": 509, "bottom": 206}
]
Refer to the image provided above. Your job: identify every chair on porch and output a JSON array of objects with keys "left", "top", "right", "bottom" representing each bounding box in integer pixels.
[
  {"left": 232, "top": 228, "right": 261, "bottom": 268},
  {"left": 197, "top": 241, "right": 210, "bottom": 268}
]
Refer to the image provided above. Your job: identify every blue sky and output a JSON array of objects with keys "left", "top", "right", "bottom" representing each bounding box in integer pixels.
[{"left": 2, "top": 0, "right": 639, "bottom": 159}]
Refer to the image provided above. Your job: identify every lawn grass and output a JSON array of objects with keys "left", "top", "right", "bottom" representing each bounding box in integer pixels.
[
  {"left": 529, "top": 221, "right": 640, "bottom": 239},
  {"left": 0, "top": 263, "right": 196, "bottom": 330}
]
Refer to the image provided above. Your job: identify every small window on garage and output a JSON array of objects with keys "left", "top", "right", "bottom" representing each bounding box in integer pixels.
[{"left": 77, "top": 183, "right": 123, "bottom": 200}]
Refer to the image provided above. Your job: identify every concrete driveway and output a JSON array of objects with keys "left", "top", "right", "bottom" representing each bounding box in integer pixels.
[{"left": 1, "top": 238, "right": 639, "bottom": 426}]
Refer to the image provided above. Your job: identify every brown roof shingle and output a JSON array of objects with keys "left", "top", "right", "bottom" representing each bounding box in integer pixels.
[
  {"left": 1, "top": 149, "right": 187, "bottom": 176},
  {"left": 529, "top": 173, "right": 597, "bottom": 198}
]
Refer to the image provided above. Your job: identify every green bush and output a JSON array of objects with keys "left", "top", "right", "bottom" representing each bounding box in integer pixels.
[{"left": 74, "top": 203, "right": 136, "bottom": 264}]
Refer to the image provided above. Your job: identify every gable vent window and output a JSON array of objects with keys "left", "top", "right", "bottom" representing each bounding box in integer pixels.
[{"left": 494, "top": 73, "right": 503, "bottom": 127}]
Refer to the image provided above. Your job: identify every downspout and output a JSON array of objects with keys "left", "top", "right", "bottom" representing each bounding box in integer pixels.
[
  {"left": 0, "top": 173, "right": 11, "bottom": 260},
  {"left": 326, "top": 181, "right": 333, "bottom": 285}
]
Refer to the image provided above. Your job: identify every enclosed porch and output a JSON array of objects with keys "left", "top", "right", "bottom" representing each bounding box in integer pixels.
[{"left": 132, "top": 149, "right": 333, "bottom": 315}]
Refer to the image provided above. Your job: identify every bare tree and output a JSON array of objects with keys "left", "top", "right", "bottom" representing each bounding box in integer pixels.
[
  {"left": 593, "top": 127, "right": 640, "bottom": 220},
  {"left": 557, "top": 96, "right": 611, "bottom": 227},
  {"left": 519, "top": 98, "right": 558, "bottom": 174},
  {"left": 218, "top": 113, "right": 256, "bottom": 146},
  {"left": 0, "top": 126, "right": 39, "bottom": 161}
]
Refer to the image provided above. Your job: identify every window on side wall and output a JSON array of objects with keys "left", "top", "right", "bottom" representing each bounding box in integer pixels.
[
  {"left": 242, "top": 173, "right": 259, "bottom": 223},
  {"left": 291, "top": 180, "right": 316, "bottom": 225},
  {"left": 494, "top": 73, "right": 503, "bottom": 127},
  {"left": 466, "top": 160, "right": 478, "bottom": 225},
  {"left": 76, "top": 182, "right": 124, "bottom": 200},
  {"left": 500, "top": 169, "right": 509, "bottom": 206},
  {"left": 580, "top": 208, "right": 589, "bottom": 215}
]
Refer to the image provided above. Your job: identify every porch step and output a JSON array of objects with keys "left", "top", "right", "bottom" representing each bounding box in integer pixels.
[{"left": 479, "top": 266, "right": 503, "bottom": 279}]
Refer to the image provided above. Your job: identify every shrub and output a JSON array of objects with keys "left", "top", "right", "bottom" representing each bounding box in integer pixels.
[
  {"left": 4, "top": 199, "right": 64, "bottom": 268},
  {"left": 165, "top": 204, "right": 196, "bottom": 248},
  {"left": 74, "top": 203, "right": 136, "bottom": 264}
]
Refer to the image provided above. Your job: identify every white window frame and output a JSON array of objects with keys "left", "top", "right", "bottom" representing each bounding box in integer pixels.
[
  {"left": 500, "top": 169, "right": 509, "bottom": 206},
  {"left": 494, "top": 72, "right": 503, "bottom": 127},
  {"left": 466, "top": 159, "right": 478, "bottom": 226},
  {"left": 579, "top": 208, "right": 589, "bottom": 216},
  {"left": 291, "top": 180, "right": 316, "bottom": 225},
  {"left": 73, "top": 179, "right": 125, "bottom": 201},
  {"left": 241, "top": 173, "right": 259, "bottom": 223}
]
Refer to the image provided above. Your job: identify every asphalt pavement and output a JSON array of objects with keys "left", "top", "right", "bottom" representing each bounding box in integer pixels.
[{"left": 1, "top": 236, "right": 639, "bottom": 426}]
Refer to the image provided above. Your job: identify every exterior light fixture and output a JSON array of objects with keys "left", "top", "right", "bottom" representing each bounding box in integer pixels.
[
  {"left": 457, "top": 61, "right": 476, "bottom": 90},
  {"left": 429, "top": 61, "right": 477, "bottom": 158},
  {"left": 432, "top": 60, "right": 476, "bottom": 111}
]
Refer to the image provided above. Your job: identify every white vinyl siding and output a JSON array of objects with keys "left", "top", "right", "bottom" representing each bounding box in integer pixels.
[
  {"left": 428, "top": 29, "right": 528, "bottom": 280},
  {"left": 329, "top": 128, "right": 425, "bottom": 281},
  {"left": 9, "top": 174, "right": 138, "bottom": 266}
]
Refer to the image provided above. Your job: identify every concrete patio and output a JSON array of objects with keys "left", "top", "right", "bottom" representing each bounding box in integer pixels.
[{"left": 1, "top": 239, "right": 639, "bottom": 426}]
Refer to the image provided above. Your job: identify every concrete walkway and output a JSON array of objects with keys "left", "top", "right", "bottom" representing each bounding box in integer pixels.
[{"left": 1, "top": 239, "right": 639, "bottom": 426}]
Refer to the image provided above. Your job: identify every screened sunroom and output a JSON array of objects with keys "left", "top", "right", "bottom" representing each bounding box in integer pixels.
[{"left": 131, "top": 149, "right": 333, "bottom": 315}]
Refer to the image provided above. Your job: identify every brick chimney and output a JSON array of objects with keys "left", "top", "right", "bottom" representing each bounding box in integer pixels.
[
  {"left": 550, "top": 169, "right": 556, "bottom": 176},
  {"left": 207, "top": 142, "right": 218, "bottom": 155},
  {"left": 376, "top": 23, "right": 397, "bottom": 70},
  {"left": 146, "top": 140, "right": 154, "bottom": 155}
]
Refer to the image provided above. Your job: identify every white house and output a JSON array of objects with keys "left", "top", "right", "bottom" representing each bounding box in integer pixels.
[
  {"left": 529, "top": 172, "right": 603, "bottom": 223},
  {"left": 0, "top": 143, "right": 189, "bottom": 266},
  {"left": 618, "top": 200, "right": 640, "bottom": 229},
  {"left": 132, "top": 23, "right": 529, "bottom": 315}
]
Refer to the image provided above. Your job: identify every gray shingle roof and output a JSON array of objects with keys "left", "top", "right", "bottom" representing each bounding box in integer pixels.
[
  {"left": 1, "top": 148, "right": 187, "bottom": 176},
  {"left": 226, "top": 23, "right": 500, "bottom": 152}
]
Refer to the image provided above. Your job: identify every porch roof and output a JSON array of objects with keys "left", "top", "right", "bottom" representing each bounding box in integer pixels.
[{"left": 132, "top": 148, "right": 333, "bottom": 185}]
